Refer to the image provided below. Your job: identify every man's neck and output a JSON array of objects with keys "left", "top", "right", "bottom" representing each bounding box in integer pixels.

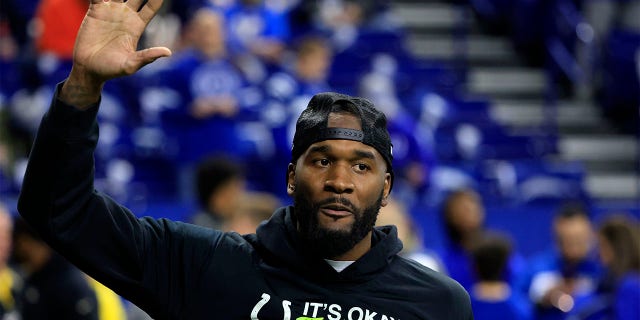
[
  {"left": 472, "top": 281, "right": 511, "bottom": 302},
  {"left": 330, "top": 231, "right": 373, "bottom": 261}
]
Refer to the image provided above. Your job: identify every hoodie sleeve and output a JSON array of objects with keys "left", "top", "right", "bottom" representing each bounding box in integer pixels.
[
  {"left": 17, "top": 82, "right": 223, "bottom": 319},
  {"left": 446, "top": 278, "right": 474, "bottom": 320}
]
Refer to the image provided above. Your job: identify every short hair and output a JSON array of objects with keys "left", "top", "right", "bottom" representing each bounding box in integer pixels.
[
  {"left": 195, "top": 155, "right": 245, "bottom": 210},
  {"left": 470, "top": 231, "right": 513, "bottom": 282},
  {"left": 555, "top": 202, "right": 590, "bottom": 220},
  {"left": 294, "top": 35, "right": 330, "bottom": 58}
]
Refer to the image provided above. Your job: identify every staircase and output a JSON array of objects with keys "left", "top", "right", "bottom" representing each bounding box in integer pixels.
[{"left": 390, "top": 0, "right": 639, "bottom": 203}]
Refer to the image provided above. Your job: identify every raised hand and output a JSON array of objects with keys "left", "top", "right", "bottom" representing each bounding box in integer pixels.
[{"left": 61, "top": 0, "right": 172, "bottom": 108}]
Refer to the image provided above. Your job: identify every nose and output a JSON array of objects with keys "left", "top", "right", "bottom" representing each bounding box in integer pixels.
[{"left": 324, "top": 163, "right": 355, "bottom": 194}]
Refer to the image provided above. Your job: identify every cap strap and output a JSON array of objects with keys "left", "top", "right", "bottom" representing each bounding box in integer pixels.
[{"left": 319, "top": 128, "right": 364, "bottom": 142}]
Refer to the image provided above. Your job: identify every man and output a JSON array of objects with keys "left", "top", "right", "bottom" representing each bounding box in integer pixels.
[
  {"left": 12, "top": 218, "right": 99, "bottom": 319},
  {"left": 156, "top": 8, "right": 250, "bottom": 200},
  {"left": 516, "top": 204, "right": 601, "bottom": 320},
  {"left": 469, "top": 232, "right": 531, "bottom": 320},
  {"left": 190, "top": 155, "right": 247, "bottom": 230},
  {"left": 438, "top": 188, "right": 526, "bottom": 291},
  {"left": 17, "top": 0, "right": 473, "bottom": 319}
]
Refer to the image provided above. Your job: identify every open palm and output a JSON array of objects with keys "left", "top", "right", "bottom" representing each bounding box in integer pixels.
[{"left": 73, "top": 0, "right": 171, "bottom": 82}]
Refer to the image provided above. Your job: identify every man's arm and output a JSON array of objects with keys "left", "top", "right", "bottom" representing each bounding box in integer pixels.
[{"left": 15, "top": 0, "right": 204, "bottom": 317}]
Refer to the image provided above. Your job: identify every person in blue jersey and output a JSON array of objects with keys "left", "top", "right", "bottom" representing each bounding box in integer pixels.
[
  {"left": 154, "top": 8, "right": 252, "bottom": 199},
  {"left": 357, "top": 53, "right": 437, "bottom": 210},
  {"left": 260, "top": 35, "right": 333, "bottom": 199},
  {"left": 263, "top": 35, "right": 333, "bottom": 104},
  {"left": 516, "top": 203, "right": 602, "bottom": 320},
  {"left": 215, "top": 0, "right": 291, "bottom": 64},
  {"left": 594, "top": 215, "right": 640, "bottom": 320},
  {"left": 438, "top": 188, "right": 526, "bottom": 291},
  {"left": 16, "top": 0, "right": 474, "bottom": 319},
  {"left": 469, "top": 232, "right": 532, "bottom": 320},
  {"left": 569, "top": 214, "right": 640, "bottom": 320},
  {"left": 376, "top": 198, "right": 446, "bottom": 273}
]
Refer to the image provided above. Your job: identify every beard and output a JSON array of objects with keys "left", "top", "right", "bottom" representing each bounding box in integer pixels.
[{"left": 293, "top": 188, "right": 384, "bottom": 259}]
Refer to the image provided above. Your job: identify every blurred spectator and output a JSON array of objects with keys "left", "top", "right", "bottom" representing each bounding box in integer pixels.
[
  {"left": 12, "top": 218, "right": 99, "bottom": 319},
  {"left": 376, "top": 198, "right": 446, "bottom": 273},
  {"left": 33, "top": 0, "right": 86, "bottom": 60},
  {"left": 154, "top": 8, "right": 253, "bottom": 200},
  {"left": 438, "top": 188, "right": 525, "bottom": 290},
  {"left": 5, "top": 0, "right": 88, "bottom": 170},
  {"left": 263, "top": 34, "right": 333, "bottom": 107},
  {"left": 593, "top": 214, "right": 640, "bottom": 320},
  {"left": 190, "top": 154, "right": 247, "bottom": 230},
  {"left": 86, "top": 277, "right": 127, "bottom": 320},
  {"left": 260, "top": 34, "right": 333, "bottom": 198},
  {"left": 166, "top": 0, "right": 208, "bottom": 24},
  {"left": 299, "top": 0, "right": 399, "bottom": 51},
  {"left": 0, "top": 203, "right": 19, "bottom": 318},
  {"left": 438, "top": 188, "right": 486, "bottom": 290},
  {"left": 569, "top": 214, "right": 640, "bottom": 320},
  {"left": 223, "top": 191, "right": 280, "bottom": 234},
  {"left": 0, "top": 0, "right": 39, "bottom": 48},
  {"left": 0, "top": 23, "right": 22, "bottom": 106},
  {"left": 470, "top": 231, "right": 533, "bottom": 320},
  {"left": 517, "top": 203, "right": 602, "bottom": 320},
  {"left": 358, "top": 54, "right": 437, "bottom": 210},
  {"left": 32, "top": 0, "right": 87, "bottom": 85},
  {"left": 214, "top": 0, "right": 292, "bottom": 64}
]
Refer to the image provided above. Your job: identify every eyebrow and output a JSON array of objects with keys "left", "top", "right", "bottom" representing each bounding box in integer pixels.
[
  {"left": 354, "top": 150, "right": 376, "bottom": 160},
  {"left": 308, "top": 145, "right": 376, "bottom": 160}
]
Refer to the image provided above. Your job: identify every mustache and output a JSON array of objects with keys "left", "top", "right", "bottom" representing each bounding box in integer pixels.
[{"left": 316, "top": 197, "right": 356, "bottom": 211}]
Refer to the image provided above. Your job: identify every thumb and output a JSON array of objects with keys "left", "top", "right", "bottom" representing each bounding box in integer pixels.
[{"left": 124, "top": 46, "right": 172, "bottom": 74}]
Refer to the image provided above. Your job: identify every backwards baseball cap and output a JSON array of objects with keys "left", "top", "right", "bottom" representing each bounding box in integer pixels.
[{"left": 291, "top": 92, "right": 394, "bottom": 188}]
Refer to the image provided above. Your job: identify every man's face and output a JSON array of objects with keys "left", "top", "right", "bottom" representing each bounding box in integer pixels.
[
  {"left": 554, "top": 215, "right": 594, "bottom": 263},
  {"left": 287, "top": 112, "right": 391, "bottom": 258},
  {"left": 190, "top": 10, "right": 226, "bottom": 57}
]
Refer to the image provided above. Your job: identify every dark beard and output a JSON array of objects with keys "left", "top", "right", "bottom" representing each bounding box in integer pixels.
[{"left": 293, "top": 190, "right": 383, "bottom": 259}]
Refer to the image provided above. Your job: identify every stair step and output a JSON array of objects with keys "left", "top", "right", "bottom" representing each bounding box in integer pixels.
[
  {"left": 390, "top": 3, "right": 469, "bottom": 31},
  {"left": 558, "top": 135, "right": 638, "bottom": 161},
  {"left": 491, "top": 99, "right": 605, "bottom": 128},
  {"left": 585, "top": 174, "right": 640, "bottom": 200},
  {"left": 467, "top": 68, "right": 547, "bottom": 98},
  {"left": 407, "top": 35, "right": 520, "bottom": 65}
]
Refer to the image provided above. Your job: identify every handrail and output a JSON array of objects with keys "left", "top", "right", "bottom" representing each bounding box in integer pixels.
[{"left": 543, "top": 0, "right": 596, "bottom": 138}]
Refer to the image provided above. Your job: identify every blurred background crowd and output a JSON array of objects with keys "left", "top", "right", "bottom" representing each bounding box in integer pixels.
[{"left": 0, "top": 0, "right": 639, "bottom": 319}]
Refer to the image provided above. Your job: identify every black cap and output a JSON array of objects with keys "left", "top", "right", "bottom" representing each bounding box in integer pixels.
[{"left": 291, "top": 92, "right": 394, "bottom": 188}]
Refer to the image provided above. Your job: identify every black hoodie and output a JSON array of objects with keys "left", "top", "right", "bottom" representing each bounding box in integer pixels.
[{"left": 18, "top": 83, "right": 473, "bottom": 320}]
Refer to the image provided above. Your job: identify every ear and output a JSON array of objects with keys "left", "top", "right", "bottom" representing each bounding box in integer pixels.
[
  {"left": 380, "top": 172, "right": 392, "bottom": 207},
  {"left": 286, "top": 163, "right": 296, "bottom": 196}
]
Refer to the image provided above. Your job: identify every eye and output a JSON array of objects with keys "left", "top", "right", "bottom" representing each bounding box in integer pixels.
[
  {"left": 354, "top": 163, "right": 370, "bottom": 172},
  {"left": 315, "top": 159, "right": 330, "bottom": 167}
]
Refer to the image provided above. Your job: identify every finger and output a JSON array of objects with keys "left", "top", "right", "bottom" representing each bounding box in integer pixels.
[
  {"left": 137, "top": 0, "right": 163, "bottom": 23},
  {"left": 126, "top": 0, "right": 145, "bottom": 12},
  {"left": 123, "top": 46, "right": 172, "bottom": 74}
]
